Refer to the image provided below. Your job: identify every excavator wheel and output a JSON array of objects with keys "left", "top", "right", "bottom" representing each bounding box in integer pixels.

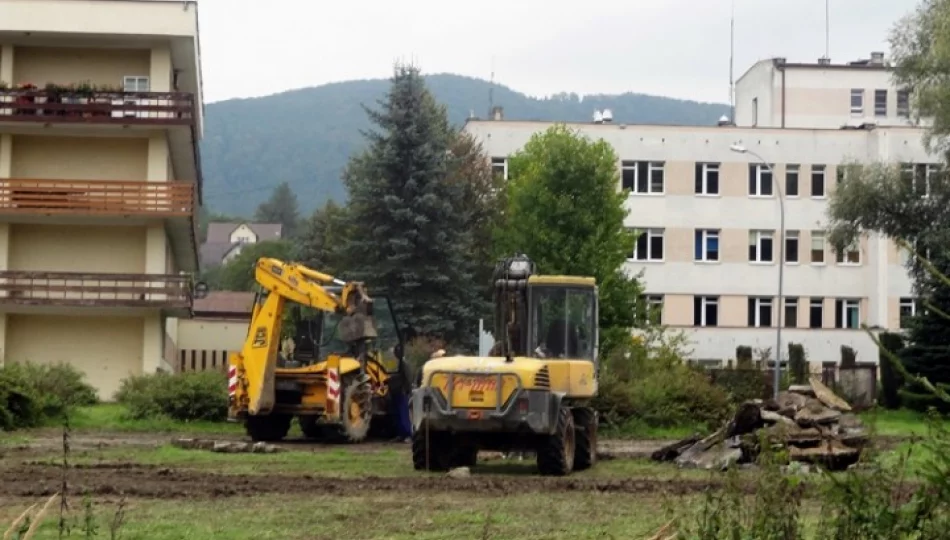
[
  {"left": 411, "top": 428, "right": 454, "bottom": 471},
  {"left": 298, "top": 415, "right": 333, "bottom": 440},
  {"left": 536, "top": 406, "right": 576, "bottom": 476},
  {"left": 337, "top": 377, "right": 374, "bottom": 443},
  {"left": 245, "top": 413, "right": 292, "bottom": 442},
  {"left": 572, "top": 407, "right": 598, "bottom": 471}
]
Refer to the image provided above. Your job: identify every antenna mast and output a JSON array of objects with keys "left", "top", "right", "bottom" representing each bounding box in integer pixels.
[
  {"left": 729, "top": 0, "right": 735, "bottom": 121},
  {"left": 825, "top": 0, "right": 830, "bottom": 59},
  {"left": 488, "top": 56, "right": 495, "bottom": 118}
]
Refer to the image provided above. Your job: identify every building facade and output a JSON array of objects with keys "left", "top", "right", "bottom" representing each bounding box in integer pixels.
[
  {"left": 0, "top": 0, "right": 204, "bottom": 399},
  {"left": 464, "top": 53, "right": 934, "bottom": 366}
]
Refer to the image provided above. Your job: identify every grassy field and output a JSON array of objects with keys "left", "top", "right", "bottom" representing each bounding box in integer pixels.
[{"left": 0, "top": 404, "right": 941, "bottom": 540}]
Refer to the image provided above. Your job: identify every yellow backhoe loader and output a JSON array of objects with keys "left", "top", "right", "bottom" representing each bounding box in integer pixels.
[
  {"left": 227, "top": 258, "right": 406, "bottom": 443},
  {"left": 410, "top": 254, "right": 599, "bottom": 476}
]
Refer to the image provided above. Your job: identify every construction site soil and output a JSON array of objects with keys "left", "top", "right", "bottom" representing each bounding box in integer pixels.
[{"left": 0, "top": 461, "right": 729, "bottom": 500}]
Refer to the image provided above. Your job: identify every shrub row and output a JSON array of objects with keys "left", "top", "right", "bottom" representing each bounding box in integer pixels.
[
  {"left": 0, "top": 362, "right": 98, "bottom": 431},
  {"left": 115, "top": 370, "right": 228, "bottom": 422}
]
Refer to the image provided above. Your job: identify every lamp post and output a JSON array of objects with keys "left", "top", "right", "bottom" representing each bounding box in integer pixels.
[{"left": 731, "top": 144, "right": 785, "bottom": 399}]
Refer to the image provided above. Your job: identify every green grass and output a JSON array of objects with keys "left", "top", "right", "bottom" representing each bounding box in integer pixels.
[
  {"left": 1, "top": 491, "right": 675, "bottom": 540},
  {"left": 601, "top": 418, "right": 708, "bottom": 440},
  {"left": 857, "top": 408, "right": 935, "bottom": 438},
  {"left": 66, "top": 403, "right": 242, "bottom": 435}
]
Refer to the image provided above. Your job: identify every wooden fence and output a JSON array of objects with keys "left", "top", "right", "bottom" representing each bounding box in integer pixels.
[{"left": 177, "top": 349, "right": 233, "bottom": 374}]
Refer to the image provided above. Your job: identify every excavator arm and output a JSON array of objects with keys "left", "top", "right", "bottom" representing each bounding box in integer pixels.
[{"left": 231, "top": 257, "right": 378, "bottom": 416}]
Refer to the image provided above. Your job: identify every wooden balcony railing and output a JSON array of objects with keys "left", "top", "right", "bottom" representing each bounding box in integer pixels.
[
  {"left": 0, "top": 271, "right": 192, "bottom": 309},
  {"left": 0, "top": 179, "right": 195, "bottom": 217},
  {"left": 0, "top": 89, "right": 194, "bottom": 126}
]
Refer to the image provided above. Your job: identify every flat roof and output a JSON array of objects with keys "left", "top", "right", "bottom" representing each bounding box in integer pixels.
[{"left": 462, "top": 118, "right": 922, "bottom": 135}]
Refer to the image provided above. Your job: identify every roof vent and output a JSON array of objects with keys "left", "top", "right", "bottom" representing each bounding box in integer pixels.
[
  {"left": 602, "top": 109, "right": 613, "bottom": 123},
  {"left": 491, "top": 106, "right": 504, "bottom": 121},
  {"left": 817, "top": 56, "right": 831, "bottom": 65},
  {"left": 870, "top": 51, "right": 885, "bottom": 65},
  {"left": 593, "top": 110, "right": 603, "bottom": 124}
]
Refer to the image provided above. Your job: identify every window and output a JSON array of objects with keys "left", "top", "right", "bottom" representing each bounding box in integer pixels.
[
  {"left": 695, "top": 229, "right": 719, "bottom": 262},
  {"left": 622, "top": 160, "right": 665, "bottom": 194},
  {"left": 811, "top": 165, "right": 826, "bottom": 197},
  {"left": 897, "top": 89, "right": 910, "bottom": 117},
  {"left": 835, "top": 299, "right": 860, "bottom": 329},
  {"left": 695, "top": 162, "right": 720, "bottom": 195},
  {"left": 749, "top": 230, "right": 774, "bottom": 263},
  {"left": 836, "top": 240, "right": 861, "bottom": 265},
  {"left": 900, "top": 297, "right": 918, "bottom": 328},
  {"left": 811, "top": 231, "right": 826, "bottom": 263},
  {"left": 748, "top": 164, "right": 773, "bottom": 196},
  {"left": 901, "top": 162, "right": 938, "bottom": 196},
  {"left": 850, "top": 88, "right": 864, "bottom": 114},
  {"left": 491, "top": 157, "right": 507, "bottom": 180},
  {"left": 747, "top": 297, "right": 773, "bottom": 327},
  {"left": 785, "top": 230, "right": 799, "bottom": 263},
  {"left": 632, "top": 228, "right": 664, "bottom": 261},
  {"left": 693, "top": 296, "right": 719, "bottom": 327},
  {"left": 785, "top": 165, "right": 799, "bottom": 197},
  {"left": 809, "top": 298, "right": 824, "bottom": 328},
  {"left": 784, "top": 298, "right": 798, "bottom": 328},
  {"left": 639, "top": 294, "right": 664, "bottom": 325},
  {"left": 123, "top": 76, "right": 150, "bottom": 92},
  {"left": 874, "top": 89, "right": 888, "bottom": 117}
]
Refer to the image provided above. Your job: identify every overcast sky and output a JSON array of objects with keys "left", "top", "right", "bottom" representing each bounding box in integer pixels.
[{"left": 195, "top": 0, "right": 917, "bottom": 105}]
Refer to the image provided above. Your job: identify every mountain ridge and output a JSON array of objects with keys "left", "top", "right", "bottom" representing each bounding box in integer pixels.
[{"left": 200, "top": 74, "right": 731, "bottom": 217}]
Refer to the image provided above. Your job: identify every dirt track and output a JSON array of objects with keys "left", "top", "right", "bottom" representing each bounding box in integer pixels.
[{"left": 0, "top": 462, "right": 725, "bottom": 500}]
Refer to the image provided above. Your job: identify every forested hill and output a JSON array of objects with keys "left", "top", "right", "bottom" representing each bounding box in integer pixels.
[{"left": 200, "top": 74, "right": 730, "bottom": 217}]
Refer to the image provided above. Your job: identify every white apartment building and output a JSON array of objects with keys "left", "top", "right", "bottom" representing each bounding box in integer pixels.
[{"left": 464, "top": 52, "right": 934, "bottom": 366}]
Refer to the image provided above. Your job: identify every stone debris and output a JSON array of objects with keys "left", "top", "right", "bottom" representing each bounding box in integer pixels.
[
  {"left": 652, "top": 376, "right": 866, "bottom": 471},
  {"left": 170, "top": 438, "right": 283, "bottom": 454}
]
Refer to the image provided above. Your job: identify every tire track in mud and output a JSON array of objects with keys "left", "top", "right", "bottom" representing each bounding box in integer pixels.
[{"left": 1, "top": 462, "right": 727, "bottom": 500}]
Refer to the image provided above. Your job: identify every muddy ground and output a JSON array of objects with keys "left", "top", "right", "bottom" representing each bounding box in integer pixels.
[
  {"left": 0, "top": 430, "right": 675, "bottom": 460},
  {"left": 0, "top": 461, "right": 726, "bottom": 500}
]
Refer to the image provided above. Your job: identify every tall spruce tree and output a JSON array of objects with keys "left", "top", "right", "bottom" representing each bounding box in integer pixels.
[{"left": 340, "top": 63, "right": 480, "bottom": 349}]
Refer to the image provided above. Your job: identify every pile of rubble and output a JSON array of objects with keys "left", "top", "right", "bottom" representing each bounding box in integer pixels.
[{"left": 652, "top": 376, "right": 868, "bottom": 471}]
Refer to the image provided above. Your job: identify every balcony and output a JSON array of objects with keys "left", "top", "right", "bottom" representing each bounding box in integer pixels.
[
  {"left": 0, "top": 83, "right": 194, "bottom": 126},
  {"left": 0, "top": 178, "right": 195, "bottom": 217},
  {"left": 0, "top": 271, "right": 192, "bottom": 313}
]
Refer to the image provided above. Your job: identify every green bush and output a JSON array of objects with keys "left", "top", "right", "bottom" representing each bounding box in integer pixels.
[
  {"left": 0, "top": 362, "right": 97, "bottom": 431},
  {"left": 593, "top": 328, "right": 732, "bottom": 431},
  {"left": 788, "top": 342, "right": 808, "bottom": 385},
  {"left": 404, "top": 335, "right": 447, "bottom": 374},
  {"left": 878, "top": 332, "right": 906, "bottom": 409},
  {"left": 116, "top": 371, "right": 228, "bottom": 422}
]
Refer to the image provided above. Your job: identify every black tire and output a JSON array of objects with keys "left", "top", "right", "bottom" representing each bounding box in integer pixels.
[
  {"left": 572, "top": 407, "right": 598, "bottom": 471},
  {"left": 245, "top": 413, "right": 292, "bottom": 442},
  {"left": 411, "top": 427, "right": 454, "bottom": 471},
  {"left": 536, "top": 406, "right": 575, "bottom": 476},
  {"left": 298, "top": 415, "right": 331, "bottom": 440},
  {"left": 337, "top": 377, "right": 374, "bottom": 443},
  {"left": 452, "top": 445, "right": 479, "bottom": 468}
]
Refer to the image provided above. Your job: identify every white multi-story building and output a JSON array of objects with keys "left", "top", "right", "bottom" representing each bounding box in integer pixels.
[{"left": 464, "top": 52, "right": 933, "bottom": 366}]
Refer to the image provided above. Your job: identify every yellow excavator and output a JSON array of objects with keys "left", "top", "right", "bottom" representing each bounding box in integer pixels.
[
  {"left": 227, "top": 257, "right": 406, "bottom": 443},
  {"left": 410, "top": 254, "right": 600, "bottom": 476}
]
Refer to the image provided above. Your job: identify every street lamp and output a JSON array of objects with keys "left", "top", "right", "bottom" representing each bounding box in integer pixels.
[{"left": 731, "top": 143, "right": 785, "bottom": 399}]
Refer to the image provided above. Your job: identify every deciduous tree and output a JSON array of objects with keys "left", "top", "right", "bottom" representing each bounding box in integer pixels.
[{"left": 492, "top": 124, "right": 643, "bottom": 354}]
